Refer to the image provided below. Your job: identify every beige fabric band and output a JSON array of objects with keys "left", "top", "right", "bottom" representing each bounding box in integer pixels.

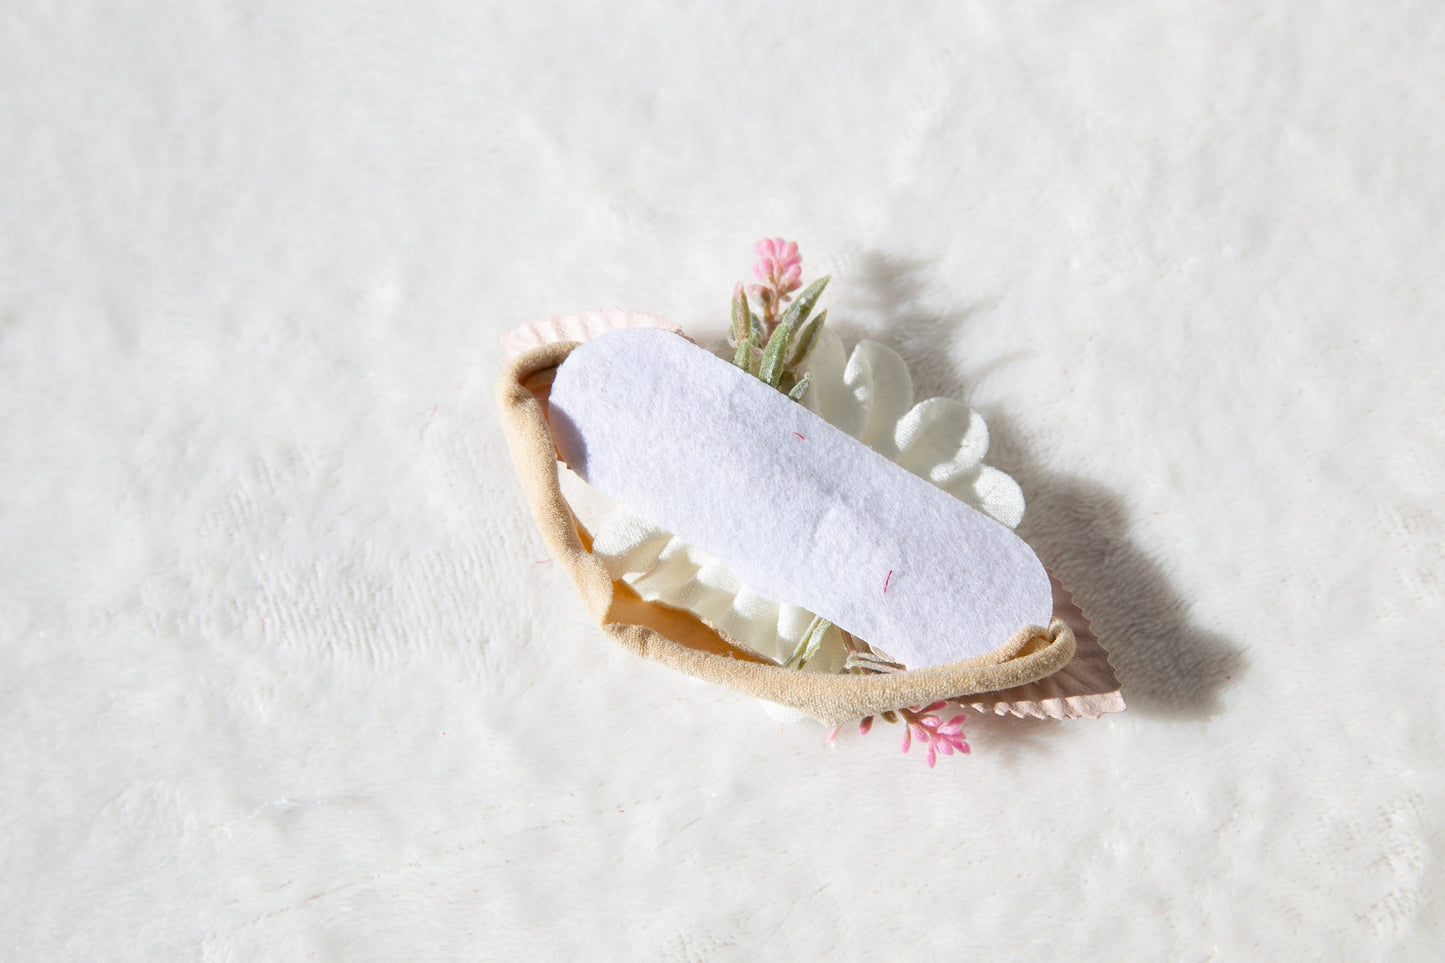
[{"left": 496, "top": 340, "right": 1076, "bottom": 726}]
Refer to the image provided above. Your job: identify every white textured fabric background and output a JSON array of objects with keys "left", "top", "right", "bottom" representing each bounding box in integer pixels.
[{"left": 2, "top": 2, "right": 1441, "bottom": 960}]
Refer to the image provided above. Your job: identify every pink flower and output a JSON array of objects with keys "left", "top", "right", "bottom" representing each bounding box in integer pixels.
[
  {"left": 752, "top": 237, "right": 802, "bottom": 299},
  {"left": 855, "top": 701, "right": 969, "bottom": 767},
  {"left": 913, "top": 712, "right": 969, "bottom": 768}
]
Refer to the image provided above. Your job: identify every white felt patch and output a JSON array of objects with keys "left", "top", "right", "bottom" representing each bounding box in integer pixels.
[{"left": 548, "top": 328, "right": 1054, "bottom": 667}]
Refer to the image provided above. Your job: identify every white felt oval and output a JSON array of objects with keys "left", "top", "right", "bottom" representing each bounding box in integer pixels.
[{"left": 547, "top": 327, "right": 1053, "bottom": 668}]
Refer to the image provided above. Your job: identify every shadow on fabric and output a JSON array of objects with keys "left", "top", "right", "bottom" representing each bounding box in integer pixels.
[{"left": 837, "top": 251, "right": 1246, "bottom": 719}]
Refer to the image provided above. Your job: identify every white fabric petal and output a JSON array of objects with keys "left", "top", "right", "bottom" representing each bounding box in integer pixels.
[
  {"left": 842, "top": 340, "right": 915, "bottom": 458},
  {"left": 592, "top": 507, "right": 673, "bottom": 578},
  {"left": 797, "top": 331, "right": 855, "bottom": 431},
  {"left": 894, "top": 398, "right": 993, "bottom": 495},
  {"left": 644, "top": 542, "right": 705, "bottom": 597},
  {"left": 728, "top": 586, "right": 779, "bottom": 624},
  {"left": 952, "top": 465, "right": 1026, "bottom": 530}
]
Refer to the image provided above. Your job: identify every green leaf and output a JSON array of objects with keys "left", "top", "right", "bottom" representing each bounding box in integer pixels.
[
  {"left": 732, "top": 339, "right": 751, "bottom": 370},
  {"left": 789, "top": 308, "right": 826, "bottom": 367},
  {"left": 784, "top": 616, "right": 831, "bottom": 669},
  {"left": 758, "top": 319, "right": 792, "bottom": 388},
  {"left": 748, "top": 309, "right": 765, "bottom": 345},
  {"left": 776, "top": 275, "right": 830, "bottom": 334},
  {"left": 730, "top": 285, "right": 748, "bottom": 345},
  {"left": 787, "top": 373, "right": 812, "bottom": 402}
]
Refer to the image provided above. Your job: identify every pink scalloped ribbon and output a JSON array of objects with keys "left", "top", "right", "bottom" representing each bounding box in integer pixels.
[{"left": 501, "top": 310, "right": 686, "bottom": 360}]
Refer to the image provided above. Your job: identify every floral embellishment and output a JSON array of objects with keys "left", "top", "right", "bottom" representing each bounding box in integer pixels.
[
  {"left": 591, "top": 328, "right": 1026, "bottom": 672},
  {"left": 750, "top": 237, "right": 803, "bottom": 307},
  {"left": 500, "top": 239, "right": 1124, "bottom": 762},
  {"left": 727, "top": 238, "right": 828, "bottom": 401},
  {"left": 854, "top": 702, "right": 970, "bottom": 768},
  {"left": 585, "top": 240, "right": 1034, "bottom": 763}
]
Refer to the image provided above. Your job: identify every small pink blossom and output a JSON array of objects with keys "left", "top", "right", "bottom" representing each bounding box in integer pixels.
[
  {"left": 854, "top": 700, "right": 970, "bottom": 767},
  {"left": 751, "top": 237, "right": 803, "bottom": 300},
  {"left": 729, "top": 237, "right": 829, "bottom": 384},
  {"left": 914, "top": 712, "right": 968, "bottom": 768}
]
